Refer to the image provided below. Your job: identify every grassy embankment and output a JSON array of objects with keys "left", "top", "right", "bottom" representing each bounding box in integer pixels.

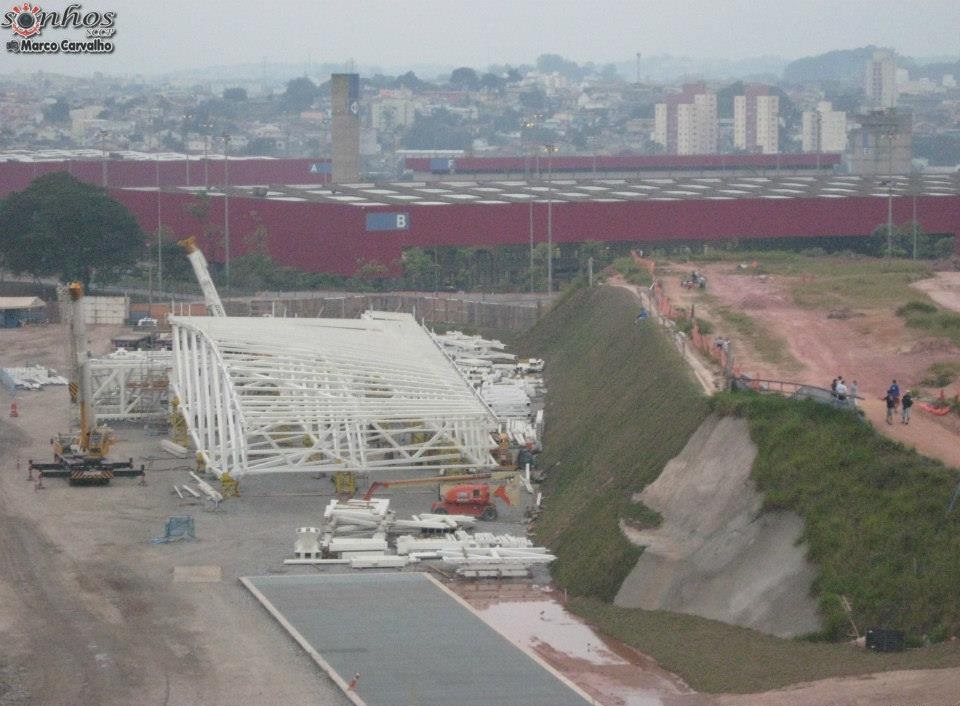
[
  {"left": 522, "top": 280, "right": 960, "bottom": 693},
  {"left": 518, "top": 285, "right": 709, "bottom": 600}
]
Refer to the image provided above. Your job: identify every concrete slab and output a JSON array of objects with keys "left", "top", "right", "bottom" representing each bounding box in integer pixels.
[{"left": 242, "top": 572, "right": 593, "bottom": 706}]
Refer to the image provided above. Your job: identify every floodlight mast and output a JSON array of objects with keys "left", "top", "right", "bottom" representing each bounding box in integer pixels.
[{"left": 179, "top": 236, "right": 227, "bottom": 317}]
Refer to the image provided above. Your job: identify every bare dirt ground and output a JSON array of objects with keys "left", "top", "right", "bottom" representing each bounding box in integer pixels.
[
  {"left": 615, "top": 416, "right": 821, "bottom": 638},
  {"left": 0, "top": 326, "right": 353, "bottom": 706},
  {"left": 912, "top": 270, "right": 960, "bottom": 311},
  {"left": 659, "top": 262, "right": 960, "bottom": 468}
]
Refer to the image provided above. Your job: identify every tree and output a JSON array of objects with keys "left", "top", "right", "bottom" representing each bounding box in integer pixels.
[
  {"left": 449, "top": 67, "right": 480, "bottom": 90},
  {"left": 395, "top": 71, "right": 433, "bottom": 92},
  {"left": 479, "top": 72, "right": 506, "bottom": 92},
  {"left": 280, "top": 77, "right": 319, "bottom": 113},
  {"left": 43, "top": 98, "right": 70, "bottom": 124},
  {"left": 0, "top": 172, "right": 144, "bottom": 288},
  {"left": 403, "top": 110, "right": 473, "bottom": 151},
  {"left": 222, "top": 87, "right": 247, "bottom": 102},
  {"left": 401, "top": 247, "right": 439, "bottom": 290},
  {"left": 536, "top": 54, "right": 582, "bottom": 79},
  {"left": 519, "top": 88, "right": 546, "bottom": 112}
]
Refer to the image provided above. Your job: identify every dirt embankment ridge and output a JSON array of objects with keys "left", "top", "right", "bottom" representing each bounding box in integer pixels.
[{"left": 615, "top": 416, "right": 820, "bottom": 637}]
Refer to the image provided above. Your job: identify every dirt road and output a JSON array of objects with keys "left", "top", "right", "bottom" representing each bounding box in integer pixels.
[{"left": 658, "top": 263, "right": 960, "bottom": 469}]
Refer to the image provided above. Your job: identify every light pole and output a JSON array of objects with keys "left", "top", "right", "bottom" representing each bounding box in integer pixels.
[
  {"left": 156, "top": 154, "right": 163, "bottom": 293},
  {"left": 880, "top": 178, "right": 894, "bottom": 258},
  {"left": 222, "top": 132, "right": 231, "bottom": 290},
  {"left": 911, "top": 173, "right": 919, "bottom": 260},
  {"left": 543, "top": 143, "right": 557, "bottom": 294},
  {"left": 99, "top": 130, "right": 108, "bottom": 187},
  {"left": 182, "top": 113, "right": 192, "bottom": 186},
  {"left": 528, "top": 200, "right": 534, "bottom": 293},
  {"left": 201, "top": 121, "right": 213, "bottom": 188}
]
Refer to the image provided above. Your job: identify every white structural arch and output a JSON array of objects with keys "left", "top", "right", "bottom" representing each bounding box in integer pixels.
[{"left": 170, "top": 311, "right": 498, "bottom": 477}]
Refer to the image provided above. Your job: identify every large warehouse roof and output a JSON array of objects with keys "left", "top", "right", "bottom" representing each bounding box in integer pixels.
[
  {"left": 136, "top": 172, "right": 960, "bottom": 207},
  {"left": 170, "top": 311, "right": 498, "bottom": 477}
]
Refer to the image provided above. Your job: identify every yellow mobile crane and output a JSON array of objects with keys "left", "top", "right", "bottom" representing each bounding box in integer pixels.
[{"left": 30, "top": 283, "right": 144, "bottom": 485}]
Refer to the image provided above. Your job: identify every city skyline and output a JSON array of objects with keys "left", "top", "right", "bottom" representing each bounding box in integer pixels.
[{"left": 1, "top": 0, "right": 959, "bottom": 78}]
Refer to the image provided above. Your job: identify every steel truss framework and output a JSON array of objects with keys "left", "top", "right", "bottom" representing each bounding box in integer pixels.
[
  {"left": 170, "top": 311, "right": 498, "bottom": 478},
  {"left": 89, "top": 350, "right": 172, "bottom": 420}
]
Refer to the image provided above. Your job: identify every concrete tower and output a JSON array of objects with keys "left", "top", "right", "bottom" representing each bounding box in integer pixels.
[{"left": 331, "top": 73, "right": 360, "bottom": 183}]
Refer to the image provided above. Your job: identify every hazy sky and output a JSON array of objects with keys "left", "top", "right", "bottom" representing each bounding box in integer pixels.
[{"left": 3, "top": 0, "right": 959, "bottom": 76}]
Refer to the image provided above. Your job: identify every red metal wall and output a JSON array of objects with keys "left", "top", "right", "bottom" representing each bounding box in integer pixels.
[
  {"left": 113, "top": 189, "right": 960, "bottom": 277},
  {"left": 0, "top": 158, "right": 330, "bottom": 196}
]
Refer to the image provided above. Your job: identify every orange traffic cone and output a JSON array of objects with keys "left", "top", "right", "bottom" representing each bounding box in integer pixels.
[{"left": 9, "top": 401, "right": 18, "bottom": 417}]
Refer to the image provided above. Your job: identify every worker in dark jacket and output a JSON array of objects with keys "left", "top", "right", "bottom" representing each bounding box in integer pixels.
[
  {"left": 901, "top": 392, "right": 913, "bottom": 424},
  {"left": 883, "top": 391, "right": 897, "bottom": 424}
]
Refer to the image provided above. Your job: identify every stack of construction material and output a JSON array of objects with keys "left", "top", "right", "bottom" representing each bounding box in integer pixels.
[
  {"left": 440, "top": 546, "right": 556, "bottom": 578},
  {"left": 504, "top": 418, "right": 538, "bottom": 447},
  {"left": 322, "top": 499, "right": 477, "bottom": 536},
  {"left": 396, "top": 531, "right": 536, "bottom": 558},
  {"left": 323, "top": 498, "right": 392, "bottom": 535},
  {"left": 515, "top": 358, "right": 544, "bottom": 374},
  {"left": 0, "top": 365, "right": 68, "bottom": 391},
  {"left": 480, "top": 383, "right": 531, "bottom": 419},
  {"left": 391, "top": 513, "right": 477, "bottom": 533}
]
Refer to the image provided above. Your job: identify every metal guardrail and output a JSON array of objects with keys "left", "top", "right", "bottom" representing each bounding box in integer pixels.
[{"left": 732, "top": 376, "right": 863, "bottom": 408}]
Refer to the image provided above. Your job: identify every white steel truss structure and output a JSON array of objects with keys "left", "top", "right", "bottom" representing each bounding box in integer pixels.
[
  {"left": 170, "top": 311, "right": 498, "bottom": 478},
  {"left": 89, "top": 350, "right": 172, "bottom": 420}
]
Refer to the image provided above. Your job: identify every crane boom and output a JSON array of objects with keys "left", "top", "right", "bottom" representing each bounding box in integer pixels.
[
  {"left": 179, "top": 236, "right": 226, "bottom": 317},
  {"left": 67, "top": 282, "right": 94, "bottom": 449}
]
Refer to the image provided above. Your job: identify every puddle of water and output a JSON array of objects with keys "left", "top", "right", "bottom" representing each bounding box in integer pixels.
[
  {"left": 484, "top": 599, "right": 626, "bottom": 665},
  {"left": 454, "top": 582, "right": 696, "bottom": 706}
]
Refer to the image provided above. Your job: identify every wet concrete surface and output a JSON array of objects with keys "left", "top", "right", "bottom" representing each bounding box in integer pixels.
[{"left": 452, "top": 582, "right": 703, "bottom": 706}]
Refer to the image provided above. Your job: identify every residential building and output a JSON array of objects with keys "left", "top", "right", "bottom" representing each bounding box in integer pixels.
[
  {"left": 865, "top": 50, "right": 898, "bottom": 109},
  {"left": 801, "top": 101, "right": 847, "bottom": 153},
  {"left": 733, "top": 85, "right": 779, "bottom": 154},
  {"left": 653, "top": 83, "right": 717, "bottom": 154}
]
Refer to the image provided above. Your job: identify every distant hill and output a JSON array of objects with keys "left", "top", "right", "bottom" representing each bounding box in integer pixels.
[
  {"left": 615, "top": 55, "right": 787, "bottom": 83},
  {"left": 783, "top": 46, "right": 888, "bottom": 85}
]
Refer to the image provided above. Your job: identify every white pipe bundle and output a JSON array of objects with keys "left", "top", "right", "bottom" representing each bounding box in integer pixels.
[
  {"left": 440, "top": 547, "right": 556, "bottom": 565},
  {"left": 480, "top": 383, "right": 531, "bottom": 419},
  {"left": 323, "top": 534, "right": 388, "bottom": 554},
  {"left": 349, "top": 555, "right": 411, "bottom": 569}
]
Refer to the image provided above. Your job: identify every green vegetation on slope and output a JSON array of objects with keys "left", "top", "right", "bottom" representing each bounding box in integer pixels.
[
  {"left": 518, "top": 285, "right": 709, "bottom": 600},
  {"left": 610, "top": 256, "right": 652, "bottom": 286},
  {"left": 922, "top": 360, "right": 960, "bottom": 388},
  {"left": 572, "top": 598, "right": 960, "bottom": 694},
  {"left": 712, "top": 392, "right": 960, "bottom": 642}
]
